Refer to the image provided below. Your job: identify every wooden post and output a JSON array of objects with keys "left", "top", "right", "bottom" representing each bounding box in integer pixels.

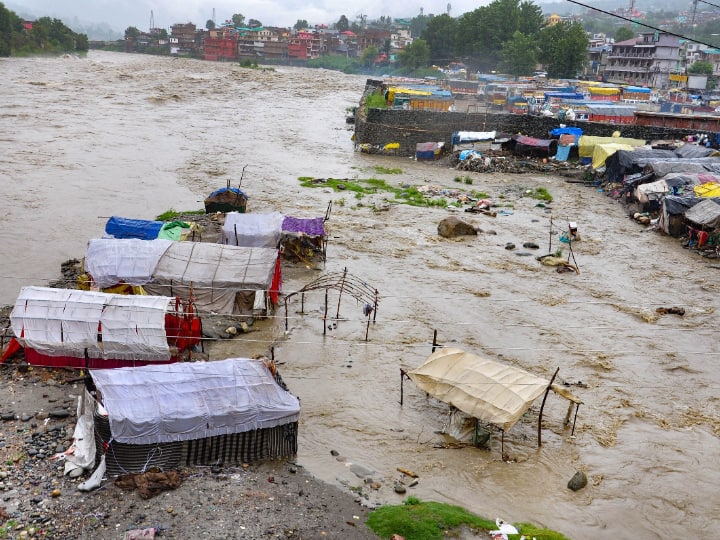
[
  {"left": 323, "top": 288, "right": 328, "bottom": 336},
  {"left": 335, "top": 267, "right": 347, "bottom": 319},
  {"left": 284, "top": 297, "right": 289, "bottom": 331},
  {"left": 365, "top": 312, "right": 371, "bottom": 341},
  {"left": 564, "top": 401, "right": 574, "bottom": 427},
  {"left": 431, "top": 329, "right": 438, "bottom": 352},
  {"left": 300, "top": 292, "right": 305, "bottom": 314},
  {"left": 537, "top": 367, "right": 560, "bottom": 447},
  {"left": 501, "top": 430, "right": 505, "bottom": 458},
  {"left": 571, "top": 404, "right": 580, "bottom": 436},
  {"left": 372, "top": 289, "right": 379, "bottom": 323},
  {"left": 400, "top": 368, "right": 406, "bottom": 405}
]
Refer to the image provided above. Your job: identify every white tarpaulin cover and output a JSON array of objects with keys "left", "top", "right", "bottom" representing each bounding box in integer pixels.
[
  {"left": 85, "top": 238, "right": 172, "bottom": 289},
  {"left": 11, "top": 287, "right": 173, "bottom": 361},
  {"left": 142, "top": 242, "right": 278, "bottom": 314},
  {"left": 221, "top": 211, "right": 284, "bottom": 247},
  {"left": 407, "top": 347, "right": 550, "bottom": 432},
  {"left": 90, "top": 358, "right": 301, "bottom": 444}
]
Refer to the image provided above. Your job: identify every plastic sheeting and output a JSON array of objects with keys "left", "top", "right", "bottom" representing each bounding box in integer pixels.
[
  {"left": 407, "top": 347, "right": 552, "bottom": 432},
  {"left": 578, "top": 135, "right": 646, "bottom": 158},
  {"left": 90, "top": 358, "right": 301, "bottom": 445},
  {"left": 10, "top": 287, "right": 173, "bottom": 361},
  {"left": 143, "top": 242, "right": 279, "bottom": 314},
  {"left": 645, "top": 160, "right": 720, "bottom": 178},
  {"left": 684, "top": 198, "right": 720, "bottom": 227},
  {"left": 221, "top": 211, "right": 284, "bottom": 248},
  {"left": 86, "top": 238, "right": 172, "bottom": 289},
  {"left": 105, "top": 216, "right": 164, "bottom": 240},
  {"left": 592, "top": 143, "right": 635, "bottom": 170}
]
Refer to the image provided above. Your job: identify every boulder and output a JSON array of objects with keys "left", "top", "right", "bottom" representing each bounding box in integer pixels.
[
  {"left": 438, "top": 216, "right": 477, "bottom": 238},
  {"left": 567, "top": 470, "right": 588, "bottom": 491}
]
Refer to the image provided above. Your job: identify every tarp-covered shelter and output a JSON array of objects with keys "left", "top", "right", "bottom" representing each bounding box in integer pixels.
[
  {"left": 280, "top": 215, "right": 327, "bottom": 262},
  {"left": 684, "top": 198, "right": 720, "bottom": 229},
  {"left": 592, "top": 143, "right": 635, "bottom": 170},
  {"left": 578, "top": 135, "right": 646, "bottom": 159},
  {"left": 660, "top": 195, "right": 708, "bottom": 236},
  {"left": 88, "top": 357, "right": 300, "bottom": 476},
  {"left": 604, "top": 145, "right": 717, "bottom": 183},
  {"left": 502, "top": 135, "right": 557, "bottom": 158},
  {"left": 7, "top": 286, "right": 200, "bottom": 369},
  {"left": 451, "top": 131, "right": 511, "bottom": 152},
  {"left": 407, "top": 347, "right": 580, "bottom": 434},
  {"left": 204, "top": 184, "right": 248, "bottom": 214},
  {"left": 644, "top": 159, "right": 720, "bottom": 178},
  {"left": 85, "top": 239, "right": 281, "bottom": 316},
  {"left": 220, "top": 211, "right": 284, "bottom": 248}
]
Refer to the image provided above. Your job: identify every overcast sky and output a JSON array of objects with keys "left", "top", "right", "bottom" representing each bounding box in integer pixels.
[{"left": 5, "top": 0, "right": 529, "bottom": 32}]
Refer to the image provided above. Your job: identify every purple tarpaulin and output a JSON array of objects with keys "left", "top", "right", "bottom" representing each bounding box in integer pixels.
[{"left": 281, "top": 216, "right": 325, "bottom": 237}]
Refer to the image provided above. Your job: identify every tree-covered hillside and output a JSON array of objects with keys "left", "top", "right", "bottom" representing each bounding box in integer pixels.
[{"left": 0, "top": 2, "right": 89, "bottom": 56}]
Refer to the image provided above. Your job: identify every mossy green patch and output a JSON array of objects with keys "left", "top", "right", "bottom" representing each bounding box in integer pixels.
[
  {"left": 299, "top": 177, "right": 456, "bottom": 208},
  {"left": 366, "top": 497, "right": 570, "bottom": 540}
]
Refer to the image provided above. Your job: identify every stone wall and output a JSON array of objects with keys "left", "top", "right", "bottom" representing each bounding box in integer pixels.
[{"left": 354, "top": 107, "right": 705, "bottom": 158}]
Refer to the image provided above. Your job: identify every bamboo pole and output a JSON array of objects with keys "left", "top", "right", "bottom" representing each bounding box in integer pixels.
[
  {"left": 537, "top": 367, "right": 560, "bottom": 447},
  {"left": 323, "top": 288, "right": 328, "bottom": 336},
  {"left": 335, "top": 267, "right": 347, "bottom": 319}
]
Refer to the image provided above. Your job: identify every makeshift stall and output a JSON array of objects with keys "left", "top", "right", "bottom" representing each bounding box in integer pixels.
[
  {"left": 86, "top": 357, "right": 300, "bottom": 476},
  {"left": 402, "top": 347, "right": 581, "bottom": 453},
  {"left": 5, "top": 286, "right": 201, "bottom": 369}
]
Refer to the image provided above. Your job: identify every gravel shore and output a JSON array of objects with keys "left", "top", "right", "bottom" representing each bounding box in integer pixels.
[{"left": 0, "top": 361, "right": 381, "bottom": 540}]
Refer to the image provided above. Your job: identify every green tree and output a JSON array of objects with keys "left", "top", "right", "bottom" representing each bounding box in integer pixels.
[
  {"left": 399, "top": 38, "right": 430, "bottom": 70},
  {"left": 336, "top": 15, "right": 349, "bottom": 32},
  {"left": 158, "top": 28, "right": 168, "bottom": 40},
  {"left": 124, "top": 26, "right": 140, "bottom": 39},
  {"left": 538, "top": 21, "right": 588, "bottom": 78},
  {"left": 518, "top": 1, "right": 544, "bottom": 35},
  {"left": 231, "top": 13, "right": 245, "bottom": 27},
  {"left": 293, "top": 19, "right": 308, "bottom": 30},
  {"left": 206, "top": 19, "right": 215, "bottom": 30},
  {"left": 0, "top": 2, "right": 13, "bottom": 56},
  {"left": 421, "top": 13, "right": 458, "bottom": 64},
  {"left": 688, "top": 60, "right": 713, "bottom": 75},
  {"left": 360, "top": 44, "right": 379, "bottom": 68},
  {"left": 409, "top": 13, "right": 429, "bottom": 38},
  {"left": 248, "top": 19, "right": 262, "bottom": 28},
  {"left": 615, "top": 26, "right": 635, "bottom": 42},
  {"left": 500, "top": 31, "right": 537, "bottom": 78}
]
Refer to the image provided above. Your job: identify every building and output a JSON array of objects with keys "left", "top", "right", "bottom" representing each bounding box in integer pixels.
[
  {"left": 204, "top": 28, "right": 238, "bottom": 61},
  {"left": 169, "top": 23, "right": 198, "bottom": 54},
  {"left": 603, "top": 32, "right": 681, "bottom": 89}
]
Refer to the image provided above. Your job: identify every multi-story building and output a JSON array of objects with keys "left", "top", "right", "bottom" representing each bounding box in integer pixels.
[
  {"left": 169, "top": 23, "right": 198, "bottom": 54},
  {"left": 204, "top": 27, "right": 238, "bottom": 61},
  {"left": 603, "top": 31, "right": 681, "bottom": 89}
]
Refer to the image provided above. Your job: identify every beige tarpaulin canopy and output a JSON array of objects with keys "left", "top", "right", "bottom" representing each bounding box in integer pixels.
[{"left": 407, "top": 347, "right": 580, "bottom": 433}]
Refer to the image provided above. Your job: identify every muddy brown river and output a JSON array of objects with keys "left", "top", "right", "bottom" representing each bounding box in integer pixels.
[{"left": 1, "top": 51, "right": 718, "bottom": 539}]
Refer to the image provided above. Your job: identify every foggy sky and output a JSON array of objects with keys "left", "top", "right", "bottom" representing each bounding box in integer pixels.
[{"left": 5, "top": 0, "right": 510, "bottom": 33}]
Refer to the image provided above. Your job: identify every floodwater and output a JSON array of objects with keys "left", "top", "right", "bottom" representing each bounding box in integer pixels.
[{"left": 1, "top": 51, "right": 719, "bottom": 539}]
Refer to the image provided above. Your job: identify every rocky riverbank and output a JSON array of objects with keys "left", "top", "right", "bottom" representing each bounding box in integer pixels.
[{"left": 0, "top": 362, "right": 381, "bottom": 540}]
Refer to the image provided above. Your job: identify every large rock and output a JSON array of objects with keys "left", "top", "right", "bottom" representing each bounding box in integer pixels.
[
  {"left": 438, "top": 216, "right": 477, "bottom": 238},
  {"left": 567, "top": 470, "right": 588, "bottom": 491}
]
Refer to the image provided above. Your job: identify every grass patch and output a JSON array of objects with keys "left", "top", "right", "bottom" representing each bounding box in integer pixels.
[
  {"left": 365, "top": 91, "right": 388, "bottom": 110},
  {"left": 299, "top": 177, "right": 456, "bottom": 208},
  {"left": 155, "top": 208, "right": 205, "bottom": 221},
  {"left": 366, "top": 497, "right": 570, "bottom": 540},
  {"left": 524, "top": 187, "right": 553, "bottom": 202},
  {"left": 374, "top": 165, "right": 403, "bottom": 174}
]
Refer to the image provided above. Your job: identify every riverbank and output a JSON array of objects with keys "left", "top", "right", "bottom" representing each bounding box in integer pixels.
[{"left": 0, "top": 359, "right": 384, "bottom": 540}]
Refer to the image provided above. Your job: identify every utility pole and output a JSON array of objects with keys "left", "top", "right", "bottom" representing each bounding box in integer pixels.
[{"left": 150, "top": 10, "right": 154, "bottom": 31}]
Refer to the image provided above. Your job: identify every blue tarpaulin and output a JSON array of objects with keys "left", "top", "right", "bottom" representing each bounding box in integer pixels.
[{"left": 105, "top": 216, "right": 164, "bottom": 240}]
